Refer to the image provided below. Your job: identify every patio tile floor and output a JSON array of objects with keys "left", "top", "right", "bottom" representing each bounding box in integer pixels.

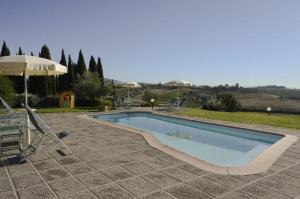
[
  {"left": 100, "top": 166, "right": 135, "bottom": 181},
  {"left": 7, "top": 162, "right": 35, "bottom": 176},
  {"left": 76, "top": 171, "right": 112, "bottom": 189},
  {"left": 239, "top": 184, "right": 290, "bottom": 199},
  {"left": 40, "top": 167, "right": 70, "bottom": 182},
  {"left": 161, "top": 167, "right": 200, "bottom": 182},
  {"left": 138, "top": 190, "right": 177, "bottom": 199},
  {"left": 0, "top": 191, "right": 16, "bottom": 199},
  {"left": 165, "top": 184, "right": 213, "bottom": 199},
  {"left": 91, "top": 183, "right": 134, "bottom": 199},
  {"left": 1, "top": 112, "right": 300, "bottom": 198},
  {"left": 55, "top": 155, "right": 81, "bottom": 165},
  {"left": 12, "top": 172, "right": 44, "bottom": 189},
  {"left": 33, "top": 159, "right": 60, "bottom": 171},
  {"left": 141, "top": 171, "right": 180, "bottom": 188},
  {"left": 187, "top": 177, "right": 232, "bottom": 197},
  {"left": 121, "top": 161, "right": 155, "bottom": 175},
  {"left": 58, "top": 190, "right": 96, "bottom": 199},
  {"left": 0, "top": 177, "right": 13, "bottom": 193},
  {"left": 0, "top": 166, "right": 8, "bottom": 179},
  {"left": 48, "top": 177, "right": 85, "bottom": 197},
  {"left": 118, "top": 176, "right": 159, "bottom": 197},
  {"left": 64, "top": 161, "right": 95, "bottom": 176},
  {"left": 17, "top": 183, "right": 55, "bottom": 199}
]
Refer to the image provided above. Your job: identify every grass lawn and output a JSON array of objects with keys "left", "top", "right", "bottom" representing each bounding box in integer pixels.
[
  {"left": 172, "top": 108, "right": 300, "bottom": 130},
  {"left": 35, "top": 107, "right": 98, "bottom": 113}
]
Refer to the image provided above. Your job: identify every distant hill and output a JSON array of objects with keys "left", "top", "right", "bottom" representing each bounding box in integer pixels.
[
  {"left": 256, "top": 85, "right": 287, "bottom": 89},
  {"left": 111, "top": 82, "right": 300, "bottom": 113},
  {"left": 104, "top": 78, "right": 123, "bottom": 86}
]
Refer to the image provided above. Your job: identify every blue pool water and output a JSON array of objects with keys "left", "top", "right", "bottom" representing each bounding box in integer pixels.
[{"left": 95, "top": 112, "right": 283, "bottom": 167}]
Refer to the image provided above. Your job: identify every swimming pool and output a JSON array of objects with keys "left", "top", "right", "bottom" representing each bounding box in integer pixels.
[{"left": 95, "top": 112, "right": 283, "bottom": 167}]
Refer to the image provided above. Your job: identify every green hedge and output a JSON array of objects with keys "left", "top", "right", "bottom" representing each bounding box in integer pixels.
[{"left": 0, "top": 76, "right": 15, "bottom": 107}]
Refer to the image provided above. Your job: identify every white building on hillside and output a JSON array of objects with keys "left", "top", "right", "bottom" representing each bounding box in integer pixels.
[
  {"left": 165, "top": 80, "right": 192, "bottom": 87},
  {"left": 118, "top": 81, "right": 141, "bottom": 88}
]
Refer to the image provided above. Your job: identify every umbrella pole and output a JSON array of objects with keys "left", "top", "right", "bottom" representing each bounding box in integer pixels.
[
  {"left": 24, "top": 71, "right": 30, "bottom": 145},
  {"left": 24, "top": 73, "right": 28, "bottom": 106}
]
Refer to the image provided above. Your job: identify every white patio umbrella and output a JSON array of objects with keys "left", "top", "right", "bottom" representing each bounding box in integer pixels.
[{"left": 0, "top": 55, "right": 67, "bottom": 144}]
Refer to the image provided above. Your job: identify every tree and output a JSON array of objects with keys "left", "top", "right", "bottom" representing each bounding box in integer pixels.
[
  {"left": 76, "top": 49, "right": 86, "bottom": 77},
  {"left": 35, "top": 44, "right": 56, "bottom": 96},
  {"left": 67, "top": 55, "right": 75, "bottom": 89},
  {"left": 40, "top": 45, "right": 51, "bottom": 59},
  {"left": 97, "top": 57, "right": 104, "bottom": 87},
  {"left": 59, "top": 49, "right": 67, "bottom": 66},
  {"left": 0, "top": 42, "right": 22, "bottom": 93},
  {"left": 203, "top": 93, "right": 240, "bottom": 112},
  {"left": 29, "top": 51, "right": 37, "bottom": 93},
  {"left": 221, "top": 93, "right": 241, "bottom": 112},
  {"left": 17, "top": 47, "right": 24, "bottom": 55},
  {"left": 0, "top": 41, "right": 10, "bottom": 56},
  {"left": 202, "top": 93, "right": 221, "bottom": 111},
  {"left": 111, "top": 80, "right": 115, "bottom": 88},
  {"left": 57, "top": 49, "right": 68, "bottom": 92},
  {"left": 74, "top": 71, "right": 102, "bottom": 100},
  {"left": 88, "top": 56, "right": 97, "bottom": 73},
  {"left": 0, "top": 76, "right": 15, "bottom": 106},
  {"left": 13, "top": 46, "right": 25, "bottom": 93}
]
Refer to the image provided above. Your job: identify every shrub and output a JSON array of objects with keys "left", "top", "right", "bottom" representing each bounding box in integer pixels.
[
  {"left": 75, "top": 99, "right": 99, "bottom": 107},
  {"left": 39, "top": 96, "right": 59, "bottom": 108},
  {"left": 98, "top": 98, "right": 113, "bottom": 111},
  {"left": 221, "top": 93, "right": 241, "bottom": 112},
  {"left": 74, "top": 71, "right": 112, "bottom": 107},
  {"left": 15, "top": 95, "right": 59, "bottom": 108},
  {"left": 99, "top": 98, "right": 113, "bottom": 107},
  {"left": 74, "top": 71, "right": 103, "bottom": 100},
  {"left": 0, "top": 76, "right": 16, "bottom": 107},
  {"left": 203, "top": 93, "right": 240, "bottom": 112},
  {"left": 15, "top": 94, "right": 39, "bottom": 107}
]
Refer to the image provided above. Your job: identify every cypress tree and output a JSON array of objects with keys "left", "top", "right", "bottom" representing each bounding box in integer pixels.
[
  {"left": 37, "top": 44, "right": 56, "bottom": 96},
  {"left": 15, "top": 47, "right": 25, "bottom": 93},
  {"left": 67, "top": 55, "right": 75, "bottom": 90},
  {"left": 88, "top": 56, "right": 97, "bottom": 73},
  {"left": 17, "top": 47, "right": 23, "bottom": 55},
  {"left": 14, "top": 76, "right": 24, "bottom": 93},
  {"left": 97, "top": 57, "right": 104, "bottom": 87},
  {"left": 76, "top": 49, "right": 86, "bottom": 77},
  {"left": 29, "top": 76, "right": 38, "bottom": 93},
  {"left": 0, "top": 41, "right": 10, "bottom": 56},
  {"left": 59, "top": 49, "right": 67, "bottom": 66},
  {"left": 57, "top": 49, "right": 68, "bottom": 92},
  {"left": 40, "top": 45, "right": 51, "bottom": 59},
  {"left": 29, "top": 51, "right": 37, "bottom": 93}
]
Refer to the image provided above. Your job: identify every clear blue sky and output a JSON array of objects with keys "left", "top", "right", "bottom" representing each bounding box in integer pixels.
[{"left": 0, "top": 0, "right": 300, "bottom": 88}]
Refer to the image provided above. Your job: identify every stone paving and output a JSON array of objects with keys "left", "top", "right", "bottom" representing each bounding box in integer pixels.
[{"left": 1, "top": 112, "right": 300, "bottom": 199}]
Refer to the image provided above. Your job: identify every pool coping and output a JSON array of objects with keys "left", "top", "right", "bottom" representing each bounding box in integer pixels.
[{"left": 79, "top": 110, "right": 298, "bottom": 175}]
